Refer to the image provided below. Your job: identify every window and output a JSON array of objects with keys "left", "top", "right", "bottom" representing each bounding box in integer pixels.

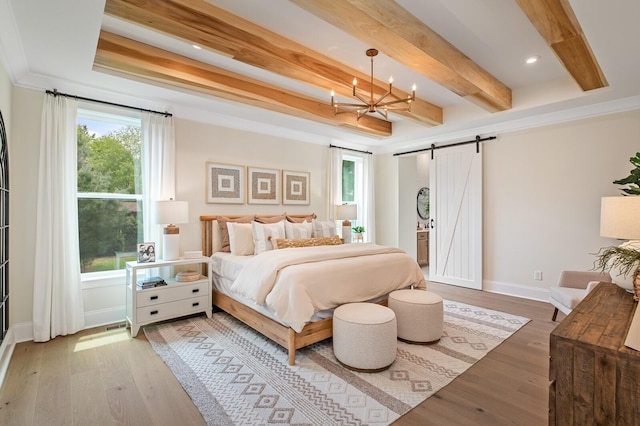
[
  {"left": 77, "top": 108, "right": 142, "bottom": 274},
  {"left": 341, "top": 154, "right": 364, "bottom": 229}
]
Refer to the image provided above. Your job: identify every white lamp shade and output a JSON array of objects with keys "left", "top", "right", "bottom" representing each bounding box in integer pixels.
[
  {"left": 600, "top": 196, "right": 640, "bottom": 240},
  {"left": 335, "top": 204, "right": 357, "bottom": 220},
  {"left": 155, "top": 200, "right": 189, "bottom": 225}
]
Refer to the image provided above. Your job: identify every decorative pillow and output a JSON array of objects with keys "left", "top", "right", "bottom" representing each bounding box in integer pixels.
[
  {"left": 211, "top": 220, "right": 223, "bottom": 253},
  {"left": 255, "top": 214, "right": 287, "bottom": 224},
  {"left": 312, "top": 219, "right": 337, "bottom": 238},
  {"left": 284, "top": 220, "right": 312, "bottom": 239},
  {"left": 217, "top": 215, "right": 255, "bottom": 252},
  {"left": 286, "top": 213, "right": 316, "bottom": 223},
  {"left": 226, "top": 222, "right": 255, "bottom": 256},
  {"left": 252, "top": 220, "right": 286, "bottom": 254},
  {"left": 273, "top": 235, "right": 343, "bottom": 249}
]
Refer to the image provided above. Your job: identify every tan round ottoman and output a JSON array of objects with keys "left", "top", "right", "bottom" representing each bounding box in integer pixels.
[
  {"left": 388, "top": 289, "right": 443, "bottom": 344},
  {"left": 332, "top": 303, "right": 397, "bottom": 372}
]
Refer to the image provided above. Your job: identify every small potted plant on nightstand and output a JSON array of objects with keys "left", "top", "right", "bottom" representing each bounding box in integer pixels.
[{"left": 352, "top": 226, "right": 365, "bottom": 243}]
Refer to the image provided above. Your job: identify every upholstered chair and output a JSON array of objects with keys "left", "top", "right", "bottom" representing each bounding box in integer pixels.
[{"left": 549, "top": 270, "right": 612, "bottom": 321}]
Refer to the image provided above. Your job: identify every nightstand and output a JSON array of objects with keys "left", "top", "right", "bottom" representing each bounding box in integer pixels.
[{"left": 125, "top": 257, "right": 211, "bottom": 337}]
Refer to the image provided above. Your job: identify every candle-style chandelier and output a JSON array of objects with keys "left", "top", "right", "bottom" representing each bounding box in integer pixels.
[{"left": 330, "top": 48, "right": 416, "bottom": 121}]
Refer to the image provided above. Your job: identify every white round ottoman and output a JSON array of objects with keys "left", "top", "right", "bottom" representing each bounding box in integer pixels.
[
  {"left": 332, "top": 303, "right": 397, "bottom": 372},
  {"left": 388, "top": 289, "right": 443, "bottom": 344}
]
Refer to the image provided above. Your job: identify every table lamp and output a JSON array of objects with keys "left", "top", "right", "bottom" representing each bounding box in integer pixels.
[
  {"left": 155, "top": 199, "right": 189, "bottom": 260},
  {"left": 600, "top": 196, "right": 640, "bottom": 292},
  {"left": 336, "top": 203, "right": 357, "bottom": 243}
]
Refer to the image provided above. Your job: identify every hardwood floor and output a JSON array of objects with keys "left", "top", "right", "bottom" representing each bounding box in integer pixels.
[
  {"left": 0, "top": 282, "right": 558, "bottom": 425},
  {"left": 394, "top": 282, "right": 557, "bottom": 426}
]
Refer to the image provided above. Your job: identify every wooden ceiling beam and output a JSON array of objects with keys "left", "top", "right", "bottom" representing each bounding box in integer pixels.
[
  {"left": 103, "top": 0, "right": 442, "bottom": 126},
  {"left": 515, "top": 0, "right": 607, "bottom": 91},
  {"left": 290, "top": 0, "right": 512, "bottom": 112},
  {"left": 94, "top": 31, "right": 392, "bottom": 137}
]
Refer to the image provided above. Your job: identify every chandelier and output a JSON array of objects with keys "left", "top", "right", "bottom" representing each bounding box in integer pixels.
[{"left": 330, "top": 48, "right": 416, "bottom": 121}]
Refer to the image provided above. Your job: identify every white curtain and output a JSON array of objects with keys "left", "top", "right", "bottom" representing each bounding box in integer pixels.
[
  {"left": 141, "top": 112, "right": 176, "bottom": 257},
  {"left": 327, "top": 146, "right": 343, "bottom": 220},
  {"left": 33, "top": 94, "right": 85, "bottom": 342},
  {"left": 362, "top": 153, "right": 376, "bottom": 242}
]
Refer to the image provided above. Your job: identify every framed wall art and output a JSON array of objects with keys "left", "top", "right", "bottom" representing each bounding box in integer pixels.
[
  {"left": 206, "top": 162, "right": 245, "bottom": 204},
  {"left": 282, "top": 170, "right": 310, "bottom": 205},
  {"left": 248, "top": 166, "right": 280, "bottom": 204}
]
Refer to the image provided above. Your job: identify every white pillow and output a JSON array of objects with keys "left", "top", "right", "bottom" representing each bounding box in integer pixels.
[
  {"left": 252, "top": 220, "right": 286, "bottom": 254},
  {"left": 226, "top": 222, "right": 255, "bottom": 256},
  {"left": 285, "top": 220, "right": 312, "bottom": 239},
  {"left": 312, "top": 219, "right": 337, "bottom": 238}
]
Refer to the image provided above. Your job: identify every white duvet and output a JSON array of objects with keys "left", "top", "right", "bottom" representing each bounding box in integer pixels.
[{"left": 230, "top": 243, "right": 425, "bottom": 332}]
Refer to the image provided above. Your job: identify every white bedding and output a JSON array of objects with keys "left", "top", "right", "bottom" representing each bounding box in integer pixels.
[{"left": 212, "top": 244, "right": 425, "bottom": 332}]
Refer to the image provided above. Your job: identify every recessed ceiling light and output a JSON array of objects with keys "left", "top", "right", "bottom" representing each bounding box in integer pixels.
[
  {"left": 192, "top": 45, "right": 202, "bottom": 50},
  {"left": 526, "top": 55, "right": 540, "bottom": 64}
]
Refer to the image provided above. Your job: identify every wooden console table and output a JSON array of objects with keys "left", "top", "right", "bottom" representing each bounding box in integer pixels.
[{"left": 549, "top": 282, "right": 640, "bottom": 425}]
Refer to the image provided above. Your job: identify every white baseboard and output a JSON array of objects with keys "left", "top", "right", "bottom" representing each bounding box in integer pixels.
[
  {"left": 0, "top": 327, "right": 16, "bottom": 393},
  {"left": 483, "top": 279, "right": 550, "bottom": 302},
  {"left": 11, "top": 306, "right": 126, "bottom": 344},
  {"left": 84, "top": 306, "right": 126, "bottom": 329},
  {"left": 13, "top": 321, "right": 33, "bottom": 343}
]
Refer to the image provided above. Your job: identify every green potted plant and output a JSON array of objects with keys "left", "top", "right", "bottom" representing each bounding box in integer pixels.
[
  {"left": 594, "top": 244, "right": 640, "bottom": 300},
  {"left": 352, "top": 226, "right": 365, "bottom": 243}
]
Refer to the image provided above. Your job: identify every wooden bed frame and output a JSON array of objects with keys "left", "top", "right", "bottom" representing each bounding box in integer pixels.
[{"left": 201, "top": 214, "right": 370, "bottom": 365}]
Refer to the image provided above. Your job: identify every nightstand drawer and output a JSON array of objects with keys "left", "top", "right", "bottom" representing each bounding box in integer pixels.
[
  {"left": 136, "top": 295, "right": 210, "bottom": 323},
  {"left": 137, "top": 281, "right": 208, "bottom": 307}
]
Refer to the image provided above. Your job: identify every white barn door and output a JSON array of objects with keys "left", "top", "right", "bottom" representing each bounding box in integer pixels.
[{"left": 429, "top": 143, "right": 482, "bottom": 289}]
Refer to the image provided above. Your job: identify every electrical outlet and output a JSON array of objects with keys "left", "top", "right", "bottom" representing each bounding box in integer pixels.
[{"left": 534, "top": 270, "right": 542, "bottom": 281}]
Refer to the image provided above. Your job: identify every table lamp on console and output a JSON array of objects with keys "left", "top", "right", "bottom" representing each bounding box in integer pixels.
[
  {"left": 336, "top": 203, "right": 357, "bottom": 244},
  {"left": 155, "top": 199, "right": 189, "bottom": 261},
  {"left": 599, "top": 195, "right": 640, "bottom": 294}
]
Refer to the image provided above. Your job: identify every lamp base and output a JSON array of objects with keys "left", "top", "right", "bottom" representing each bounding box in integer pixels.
[
  {"left": 341, "top": 220, "right": 352, "bottom": 244},
  {"left": 162, "top": 225, "right": 180, "bottom": 260}
]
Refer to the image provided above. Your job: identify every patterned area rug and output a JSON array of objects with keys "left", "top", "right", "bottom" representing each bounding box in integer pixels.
[{"left": 144, "top": 300, "right": 529, "bottom": 426}]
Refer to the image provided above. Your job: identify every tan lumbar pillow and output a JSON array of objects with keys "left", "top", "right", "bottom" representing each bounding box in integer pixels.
[{"left": 272, "top": 235, "right": 342, "bottom": 249}]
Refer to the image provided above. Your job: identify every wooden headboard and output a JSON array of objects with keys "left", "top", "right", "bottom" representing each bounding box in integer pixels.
[{"left": 200, "top": 214, "right": 317, "bottom": 256}]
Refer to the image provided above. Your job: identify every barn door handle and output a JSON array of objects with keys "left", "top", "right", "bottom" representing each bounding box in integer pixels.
[{"left": 430, "top": 218, "right": 434, "bottom": 229}]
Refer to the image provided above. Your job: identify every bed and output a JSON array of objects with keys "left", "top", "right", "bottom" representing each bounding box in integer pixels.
[{"left": 201, "top": 214, "right": 426, "bottom": 365}]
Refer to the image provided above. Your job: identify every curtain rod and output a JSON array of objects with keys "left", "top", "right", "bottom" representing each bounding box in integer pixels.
[
  {"left": 329, "top": 144, "right": 372, "bottom": 155},
  {"left": 46, "top": 89, "right": 172, "bottom": 117},
  {"left": 393, "top": 135, "right": 496, "bottom": 158}
]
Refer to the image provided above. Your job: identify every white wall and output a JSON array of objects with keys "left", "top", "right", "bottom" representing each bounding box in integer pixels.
[
  {"left": 398, "top": 156, "right": 417, "bottom": 258},
  {"left": 374, "top": 153, "right": 399, "bottom": 247},
  {"left": 9, "top": 86, "right": 41, "bottom": 328},
  {"left": 0, "top": 61, "right": 10, "bottom": 127},
  {"left": 175, "top": 117, "right": 328, "bottom": 255},
  {"left": 483, "top": 110, "right": 640, "bottom": 298}
]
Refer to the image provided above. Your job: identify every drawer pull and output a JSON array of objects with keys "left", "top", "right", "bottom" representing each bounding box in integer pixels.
[
  {"left": 192, "top": 288, "right": 200, "bottom": 293},
  {"left": 150, "top": 295, "right": 159, "bottom": 301},
  {"left": 150, "top": 310, "right": 158, "bottom": 315},
  {"left": 192, "top": 302, "right": 200, "bottom": 307}
]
